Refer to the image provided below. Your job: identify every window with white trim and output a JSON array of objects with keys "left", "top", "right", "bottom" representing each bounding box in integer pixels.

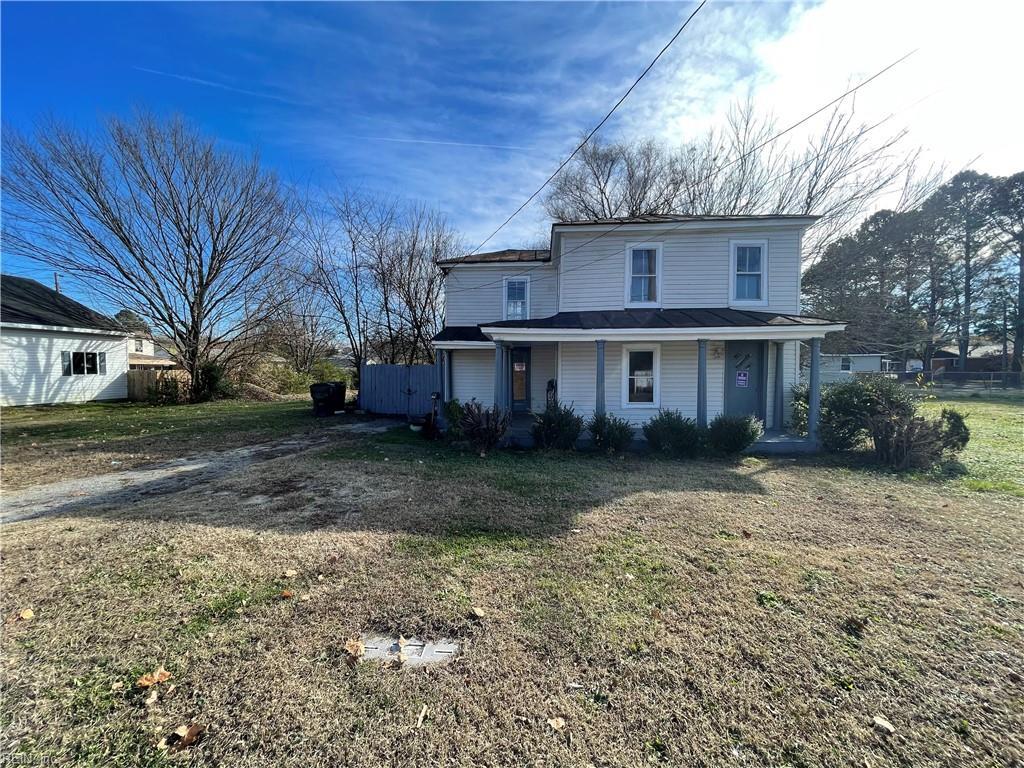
[
  {"left": 730, "top": 240, "right": 767, "bottom": 305},
  {"left": 840, "top": 356, "right": 852, "bottom": 371},
  {"left": 135, "top": 338, "right": 144, "bottom": 352},
  {"left": 61, "top": 351, "right": 106, "bottom": 377},
  {"left": 625, "top": 243, "right": 661, "bottom": 307},
  {"left": 622, "top": 345, "right": 659, "bottom": 407},
  {"left": 503, "top": 277, "right": 529, "bottom": 320}
]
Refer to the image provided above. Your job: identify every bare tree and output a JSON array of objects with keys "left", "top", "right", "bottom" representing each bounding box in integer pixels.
[
  {"left": 2, "top": 114, "right": 297, "bottom": 399},
  {"left": 989, "top": 173, "right": 1024, "bottom": 371},
  {"left": 543, "top": 98, "right": 923, "bottom": 263},
  {"left": 258, "top": 272, "right": 338, "bottom": 373}
]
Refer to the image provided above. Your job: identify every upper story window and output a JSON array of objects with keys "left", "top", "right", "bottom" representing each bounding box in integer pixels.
[
  {"left": 624, "top": 243, "right": 662, "bottom": 308},
  {"left": 840, "top": 356, "right": 852, "bottom": 371},
  {"left": 135, "top": 338, "right": 144, "bottom": 352},
  {"left": 503, "top": 276, "right": 529, "bottom": 320},
  {"left": 730, "top": 240, "right": 768, "bottom": 305}
]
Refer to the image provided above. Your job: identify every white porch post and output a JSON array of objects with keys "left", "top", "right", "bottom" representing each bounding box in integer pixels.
[
  {"left": 808, "top": 337, "right": 821, "bottom": 442},
  {"left": 503, "top": 345, "right": 512, "bottom": 411},
  {"left": 493, "top": 344, "right": 504, "bottom": 409},
  {"left": 773, "top": 341, "right": 785, "bottom": 430},
  {"left": 595, "top": 339, "right": 606, "bottom": 416},
  {"left": 697, "top": 338, "right": 708, "bottom": 428}
]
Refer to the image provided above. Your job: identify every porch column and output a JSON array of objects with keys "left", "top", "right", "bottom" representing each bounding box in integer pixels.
[
  {"left": 808, "top": 337, "right": 822, "bottom": 442},
  {"left": 503, "top": 344, "right": 512, "bottom": 411},
  {"left": 773, "top": 342, "right": 785, "bottom": 430},
  {"left": 595, "top": 339, "right": 606, "bottom": 416},
  {"left": 697, "top": 338, "right": 708, "bottom": 428},
  {"left": 494, "top": 344, "right": 504, "bottom": 409}
]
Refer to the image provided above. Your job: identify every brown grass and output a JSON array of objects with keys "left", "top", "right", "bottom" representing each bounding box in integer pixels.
[{"left": 2, "top": 427, "right": 1022, "bottom": 767}]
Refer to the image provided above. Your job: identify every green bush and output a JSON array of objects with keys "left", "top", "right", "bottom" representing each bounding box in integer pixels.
[
  {"left": 706, "top": 414, "right": 763, "bottom": 455},
  {"left": 442, "top": 398, "right": 466, "bottom": 442},
  {"left": 147, "top": 376, "right": 184, "bottom": 405},
  {"left": 642, "top": 410, "right": 704, "bottom": 458},
  {"left": 792, "top": 376, "right": 918, "bottom": 452},
  {"left": 310, "top": 360, "right": 348, "bottom": 384},
  {"left": 460, "top": 402, "right": 511, "bottom": 457},
  {"left": 249, "top": 362, "right": 313, "bottom": 395},
  {"left": 868, "top": 404, "right": 970, "bottom": 470},
  {"left": 532, "top": 400, "right": 584, "bottom": 450},
  {"left": 587, "top": 413, "right": 635, "bottom": 454},
  {"left": 193, "top": 361, "right": 233, "bottom": 401}
]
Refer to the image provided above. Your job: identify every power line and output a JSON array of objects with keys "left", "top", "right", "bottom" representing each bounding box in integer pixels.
[
  {"left": 444, "top": 50, "right": 918, "bottom": 298},
  {"left": 467, "top": 0, "right": 709, "bottom": 257}
]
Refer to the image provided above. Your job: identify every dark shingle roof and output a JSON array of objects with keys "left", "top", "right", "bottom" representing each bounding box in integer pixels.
[
  {"left": 436, "top": 249, "right": 550, "bottom": 267},
  {"left": 553, "top": 214, "right": 819, "bottom": 227},
  {"left": 433, "top": 326, "right": 492, "bottom": 343},
  {"left": 483, "top": 308, "right": 841, "bottom": 331},
  {"left": 1, "top": 274, "right": 123, "bottom": 332}
]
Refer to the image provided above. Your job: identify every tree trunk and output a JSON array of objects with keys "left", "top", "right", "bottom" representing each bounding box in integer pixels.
[
  {"left": 959, "top": 227, "right": 972, "bottom": 371},
  {"left": 1015, "top": 238, "right": 1024, "bottom": 373}
]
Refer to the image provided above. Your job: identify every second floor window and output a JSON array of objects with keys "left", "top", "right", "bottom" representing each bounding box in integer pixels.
[
  {"left": 625, "top": 243, "right": 661, "bottom": 307},
  {"left": 841, "top": 356, "right": 852, "bottom": 371},
  {"left": 731, "top": 240, "right": 767, "bottom": 304},
  {"left": 504, "top": 277, "right": 529, "bottom": 320},
  {"left": 135, "top": 339, "right": 144, "bottom": 352}
]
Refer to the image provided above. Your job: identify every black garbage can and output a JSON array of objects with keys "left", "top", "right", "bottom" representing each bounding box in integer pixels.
[
  {"left": 330, "top": 382, "right": 347, "bottom": 413},
  {"left": 310, "top": 382, "right": 338, "bottom": 417}
]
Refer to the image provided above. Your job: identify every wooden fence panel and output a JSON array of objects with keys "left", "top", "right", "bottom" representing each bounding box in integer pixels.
[
  {"left": 358, "top": 363, "right": 440, "bottom": 417},
  {"left": 127, "top": 369, "right": 190, "bottom": 401}
]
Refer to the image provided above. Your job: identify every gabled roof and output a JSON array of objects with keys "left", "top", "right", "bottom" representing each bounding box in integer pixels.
[
  {"left": 1, "top": 274, "right": 125, "bottom": 333},
  {"left": 483, "top": 308, "right": 840, "bottom": 331},
  {"left": 436, "top": 248, "right": 550, "bottom": 267},
  {"left": 552, "top": 214, "right": 820, "bottom": 227}
]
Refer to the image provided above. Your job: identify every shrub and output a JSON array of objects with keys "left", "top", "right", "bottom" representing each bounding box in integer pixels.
[
  {"left": 442, "top": 398, "right": 466, "bottom": 442},
  {"left": 587, "top": 413, "right": 635, "bottom": 454},
  {"left": 147, "top": 376, "right": 184, "bottom": 405},
  {"left": 310, "top": 360, "right": 348, "bottom": 384},
  {"left": 642, "top": 410, "right": 704, "bottom": 458},
  {"left": 531, "top": 400, "right": 584, "bottom": 450},
  {"left": 790, "top": 382, "right": 809, "bottom": 434},
  {"left": 706, "top": 414, "right": 763, "bottom": 455},
  {"left": 459, "top": 401, "right": 510, "bottom": 457},
  {"left": 249, "top": 362, "right": 313, "bottom": 395},
  {"left": 193, "top": 361, "right": 234, "bottom": 401},
  {"left": 868, "top": 404, "right": 970, "bottom": 471}
]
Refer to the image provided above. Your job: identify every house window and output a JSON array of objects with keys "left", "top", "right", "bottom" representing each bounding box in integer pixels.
[
  {"left": 841, "top": 356, "right": 852, "bottom": 372},
  {"left": 625, "top": 243, "right": 661, "bottom": 307},
  {"left": 622, "top": 345, "right": 659, "bottom": 408},
  {"left": 731, "top": 240, "right": 768, "bottom": 305},
  {"left": 135, "top": 338, "right": 144, "bottom": 352},
  {"left": 63, "top": 351, "right": 106, "bottom": 376},
  {"left": 503, "top": 277, "right": 529, "bottom": 320}
]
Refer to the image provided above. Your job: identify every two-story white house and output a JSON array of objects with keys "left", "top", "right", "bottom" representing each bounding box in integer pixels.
[{"left": 432, "top": 215, "right": 845, "bottom": 444}]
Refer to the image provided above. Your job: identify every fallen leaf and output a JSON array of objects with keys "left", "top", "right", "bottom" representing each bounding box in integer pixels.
[
  {"left": 110, "top": 681, "right": 124, "bottom": 691},
  {"left": 160, "top": 723, "right": 205, "bottom": 752},
  {"left": 144, "top": 688, "right": 159, "bottom": 707},
  {"left": 280, "top": 589, "right": 294, "bottom": 600},
  {"left": 469, "top": 606, "right": 486, "bottom": 620},
  {"left": 18, "top": 609, "right": 34, "bottom": 621},
  {"left": 416, "top": 703, "right": 428, "bottom": 728},
  {"left": 299, "top": 594, "right": 311, "bottom": 602},
  {"left": 283, "top": 569, "right": 298, "bottom": 578},
  {"left": 344, "top": 637, "right": 365, "bottom": 660},
  {"left": 547, "top": 717, "right": 566, "bottom": 731},
  {"left": 397, "top": 635, "right": 408, "bottom": 649},
  {"left": 137, "top": 666, "right": 172, "bottom": 688},
  {"left": 651, "top": 608, "right": 664, "bottom": 621},
  {"left": 873, "top": 715, "right": 896, "bottom": 734}
]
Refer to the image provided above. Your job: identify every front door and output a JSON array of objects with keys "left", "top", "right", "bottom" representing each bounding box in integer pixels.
[
  {"left": 510, "top": 347, "right": 531, "bottom": 412},
  {"left": 725, "top": 341, "right": 765, "bottom": 419}
]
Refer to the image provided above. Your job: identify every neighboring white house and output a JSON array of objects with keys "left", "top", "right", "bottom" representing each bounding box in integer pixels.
[
  {"left": 127, "top": 334, "right": 178, "bottom": 370},
  {"left": 432, "top": 215, "right": 846, "bottom": 441},
  {"left": 1, "top": 274, "right": 130, "bottom": 406},
  {"left": 813, "top": 349, "right": 893, "bottom": 383}
]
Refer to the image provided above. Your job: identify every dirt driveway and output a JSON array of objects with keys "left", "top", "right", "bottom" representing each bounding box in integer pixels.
[{"left": 1, "top": 418, "right": 398, "bottom": 523}]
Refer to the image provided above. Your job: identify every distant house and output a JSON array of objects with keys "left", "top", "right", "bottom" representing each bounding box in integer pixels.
[
  {"left": 1, "top": 274, "right": 130, "bottom": 406},
  {"left": 811, "top": 345, "right": 896, "bottom": 383},
  {"left": 931, "top": 344, "right": 1015, "bottom": 373},
  {"left": 127, "top": 334, "right": 178, "bottom": 370}
]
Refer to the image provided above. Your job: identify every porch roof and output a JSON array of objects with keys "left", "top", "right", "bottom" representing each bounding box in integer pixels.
[{"left": 485, "top": 308, "right": 841, "bottom": 331}]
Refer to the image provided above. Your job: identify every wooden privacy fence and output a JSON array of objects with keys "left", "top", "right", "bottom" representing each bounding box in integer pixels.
[
  {"left": 358, "top": 363, "right": 439, "bottom": 417},
  {"left": 127, "top": 369, "right": 190, "bottom": 401}
]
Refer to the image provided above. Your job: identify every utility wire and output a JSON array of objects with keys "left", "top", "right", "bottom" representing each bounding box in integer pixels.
[
  {"left": 444, "top": 50, "right": 918, "bottom": 298},
  {"left": 467, "top": 0, "right": 709, "bottom": 257}
]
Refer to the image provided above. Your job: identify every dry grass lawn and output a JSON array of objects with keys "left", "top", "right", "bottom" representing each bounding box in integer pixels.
[{"left": 2, "top": 404, "right": 1023, "bottom": 767}]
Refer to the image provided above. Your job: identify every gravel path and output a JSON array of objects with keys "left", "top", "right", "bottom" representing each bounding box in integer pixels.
[{"left": 1, "top": 418, "right": 399, "bottom": 523}]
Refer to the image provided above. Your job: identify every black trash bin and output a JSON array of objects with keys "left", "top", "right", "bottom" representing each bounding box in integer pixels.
[
  {"left": 330, "top": 381, "right": 347, "bottom": 413},
  {"left": 310, "top": 382, "right": 337, "bottom": 417}
]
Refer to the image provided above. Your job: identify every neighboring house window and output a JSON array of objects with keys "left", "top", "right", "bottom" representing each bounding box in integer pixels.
[
  {"left": 730, "top": 240, "right": 768, "bottom": 305},
  {"left": 841, "top": 356, "right": 852, "bottom": 371},
  {"left": 503, "top": 277, "right": 529, "bottom": 320},
  {"left": 624, "top": 243, "right": 661, "bottom": 307},
  {"left": 135, "top": 339, "right": 144, "bottom": 352},
  {"left": 63, "top": 351, "right": 106, "bottom": 376},
  {"left": 622, "top": 345, "right": 659, "bottom": 408}
]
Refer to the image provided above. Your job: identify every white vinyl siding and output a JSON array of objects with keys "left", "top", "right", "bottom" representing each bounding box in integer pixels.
[
  {"left": 557, "top": 340, "right": 727, "bottom": 426},
  {"left": 1, "top": 328, "right": 128, "bottom": 406},
  {"left": 558, "top": 226, "right": 802, "bottom": 314},
  {"left": 450, "top": 348, "right": 495, "bottom": 405},
  {"left": 444, "top": 263, "right": 557, "bottom": 326}
]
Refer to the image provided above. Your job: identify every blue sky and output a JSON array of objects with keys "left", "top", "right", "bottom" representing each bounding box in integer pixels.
[{"left": 2, "top": 0, "right": 1020, "bottom": 307}]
